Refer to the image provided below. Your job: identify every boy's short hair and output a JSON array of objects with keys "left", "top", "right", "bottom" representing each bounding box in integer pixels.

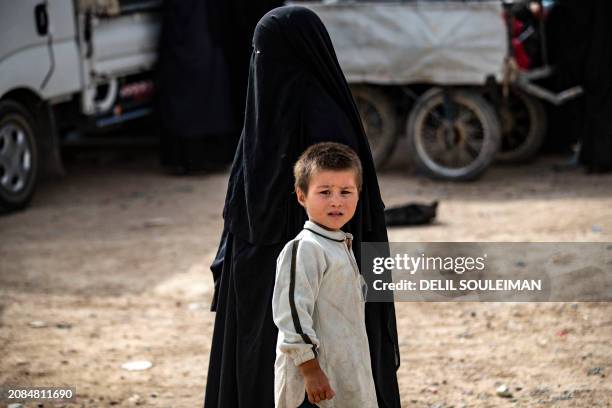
[{"left": 294, "top": 142, "right": 363, "bottom": 193}]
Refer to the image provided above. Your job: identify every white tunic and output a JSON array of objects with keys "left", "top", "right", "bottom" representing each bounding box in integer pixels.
[{"left": 272, "top": 221, "right": 378, "bottom": 408}]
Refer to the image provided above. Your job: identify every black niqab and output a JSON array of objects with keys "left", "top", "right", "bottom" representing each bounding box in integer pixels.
[
  {"left": 223, "top": 5, "right": 383, "bottom": 246},
  {"left": 205, "top": 6, "right": 400, "bottom": 408}
]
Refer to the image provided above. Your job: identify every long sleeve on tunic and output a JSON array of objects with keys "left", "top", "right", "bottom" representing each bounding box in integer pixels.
[{"left": 272, "top": 239, "right": 327, "bottom": 366}]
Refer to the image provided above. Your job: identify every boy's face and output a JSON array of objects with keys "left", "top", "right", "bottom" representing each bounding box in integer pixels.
[{"left": 297, "top": 169, "right": 359, "bottom": 231}]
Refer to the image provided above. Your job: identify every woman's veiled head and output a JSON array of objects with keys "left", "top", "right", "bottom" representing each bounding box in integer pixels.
[
  {"left": 253, "top": 6, "right": 338, "bottom": 69},
  {"left": 250, "top": 5, "right": 359, "bottom": 133}
]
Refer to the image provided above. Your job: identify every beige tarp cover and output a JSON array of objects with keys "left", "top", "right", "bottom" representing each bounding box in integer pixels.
[{"left": 300, "top": 1, "right": 507, "bottom": 85}]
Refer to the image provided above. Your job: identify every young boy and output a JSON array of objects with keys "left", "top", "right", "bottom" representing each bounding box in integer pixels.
[{"left": 272, "top": 142, "right": 378, "bottom": 408}]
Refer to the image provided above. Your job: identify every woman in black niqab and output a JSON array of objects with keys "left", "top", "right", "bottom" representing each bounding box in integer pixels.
[{"left": 204, "top": 6, "right": 401, "bottom": 408}]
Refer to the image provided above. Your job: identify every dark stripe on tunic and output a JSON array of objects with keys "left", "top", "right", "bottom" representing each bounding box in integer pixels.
[{"left": 289, "top": 240, "right": 318, "bottom": 359}]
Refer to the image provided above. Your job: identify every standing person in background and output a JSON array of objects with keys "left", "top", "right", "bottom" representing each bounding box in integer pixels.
[
  {"left": 157, "top": 0, "right": 238, "bottom": 174},
  {"left": 574, "top": 0, "right": 612, "bottom": 173},
  {"left": 206, "top": 0, "right": 285, "bottom": 159},
  {"left": 546, "top": 0, "right": 612, "bottom": 172},
  {"left": 203, "top": 6, "right": 401, "bottom": 408}
]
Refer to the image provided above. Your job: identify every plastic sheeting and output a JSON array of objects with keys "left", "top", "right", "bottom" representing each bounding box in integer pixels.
[{"left": 300, "top": 1, "right": 508, "bottom": 85}]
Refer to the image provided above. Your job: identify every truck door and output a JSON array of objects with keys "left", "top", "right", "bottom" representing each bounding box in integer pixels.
[{"left": 0, "top": 0, "right": 52, "bottom": 95}]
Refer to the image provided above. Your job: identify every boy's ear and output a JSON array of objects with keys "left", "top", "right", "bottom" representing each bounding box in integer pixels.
[{"left": 296, "top": 188, "right": 306, "bottom": 207}]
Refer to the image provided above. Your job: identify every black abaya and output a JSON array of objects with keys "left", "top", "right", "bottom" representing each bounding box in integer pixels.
[
  {"left": 545, "top": 0, "right": 612, "bottom": 170},
  {"left": 204, "top": 6, "right": 401, "bottom": 408},
  {"left": 207, "top": 233, "right": 283, "bottom": 407},
  {"left": 157, "top": 0, "right": 238, "bottom": 171},
  {"left": 576, "top": 0, "right": 612, "bottom": 172}
]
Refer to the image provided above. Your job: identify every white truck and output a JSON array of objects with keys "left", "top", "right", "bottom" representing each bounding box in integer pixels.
[{"left": 0, "top": 0, "right": 161, "bottom": 211}]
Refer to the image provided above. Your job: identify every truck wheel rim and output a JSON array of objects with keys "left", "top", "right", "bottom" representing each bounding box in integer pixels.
[
  {"left": 0, "top": 123, "right": 32, "bottom": 194},
  {"left": 415, "top": 99, "right": 486, "bottom": 175}
]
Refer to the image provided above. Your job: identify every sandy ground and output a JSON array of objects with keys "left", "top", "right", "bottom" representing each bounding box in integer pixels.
[{"left": 1, "top": 146, "right": 611, "bottom": 408}]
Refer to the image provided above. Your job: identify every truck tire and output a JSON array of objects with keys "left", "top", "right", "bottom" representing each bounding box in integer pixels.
[
  {"left": 351, "top": 85, "right": 398, "bottom": 169},
  {"left": 0, "top": 100, "right": 39, "bottom": 212},
  {"left": 406, "top": 87, "right": 501, "bottom": 181},
  {"left": 495, "top": 89, "right": 547, "bottom": 163}
]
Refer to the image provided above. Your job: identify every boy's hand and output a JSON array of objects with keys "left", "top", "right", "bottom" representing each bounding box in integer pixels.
[{"left": 298, "top": 359, "right": 335, "bottom": 404}]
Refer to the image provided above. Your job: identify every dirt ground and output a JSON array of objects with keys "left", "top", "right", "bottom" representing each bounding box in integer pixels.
[{"left": 1, "top": 147, "right": 611, "bottom": 408}]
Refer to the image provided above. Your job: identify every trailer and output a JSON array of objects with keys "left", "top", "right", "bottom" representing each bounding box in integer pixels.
[{"left": 300, "top": 0, "right": 582, "bottom": 180}]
